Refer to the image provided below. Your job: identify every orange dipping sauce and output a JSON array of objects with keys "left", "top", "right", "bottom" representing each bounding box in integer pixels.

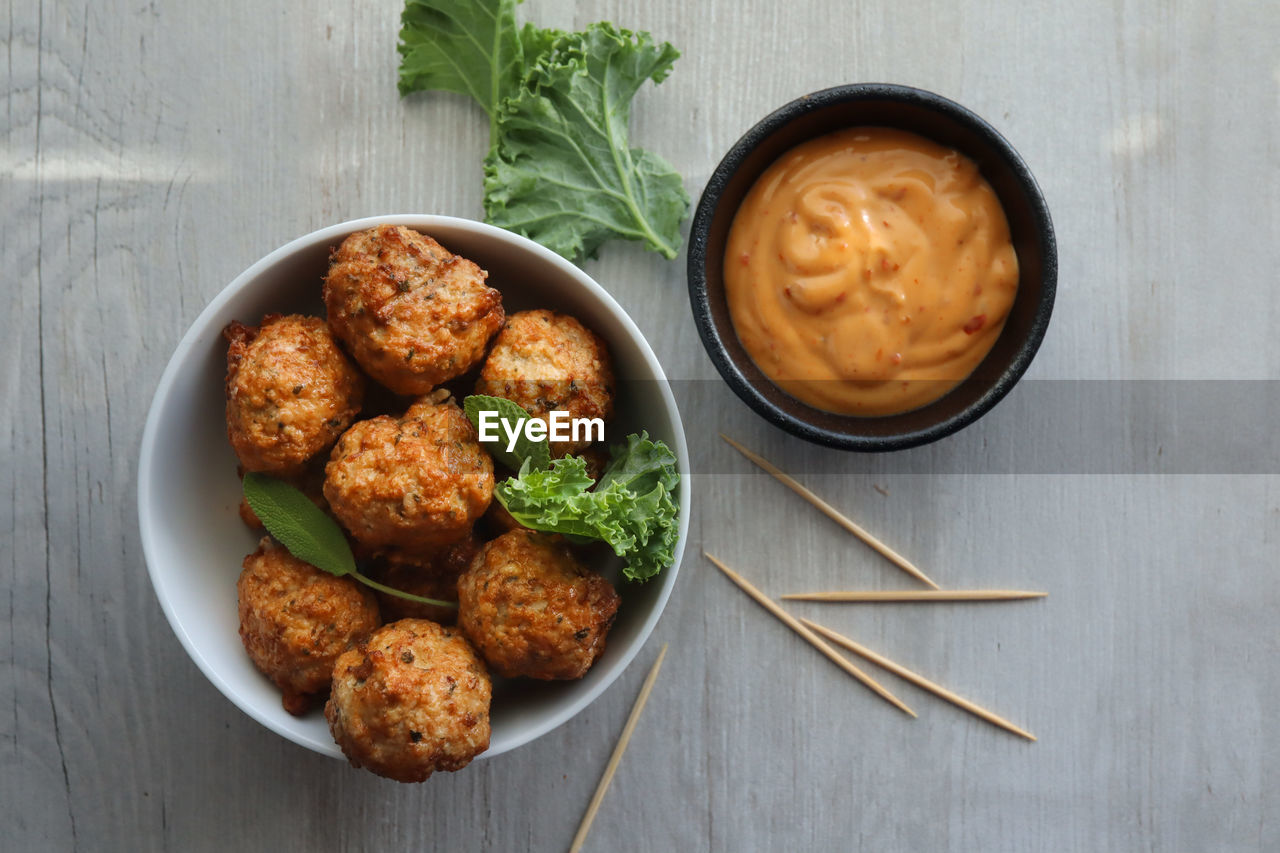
[{"left": 724, "top": 128, "right": 1019, "bottom": 416}]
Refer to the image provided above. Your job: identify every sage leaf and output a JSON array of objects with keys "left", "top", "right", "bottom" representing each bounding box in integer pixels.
[
  {"left": 241, "top": 474, "right": 458, "bottom": 608},
  {"left": 242, "top": 472, "right": 356, "bottom": 577}
]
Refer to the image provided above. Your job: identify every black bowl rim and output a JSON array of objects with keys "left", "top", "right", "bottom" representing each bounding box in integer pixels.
[{"left": 687, "top": 83, "right": 1058, "bottom": 452}]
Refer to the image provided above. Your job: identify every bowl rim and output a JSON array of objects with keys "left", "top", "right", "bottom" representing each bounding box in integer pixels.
[
  {"left": 138, "top": 213, "right": 691, "bottom": 761},
  {"left": 687, "top": 82, "right": 1057, "bottom": 451}
]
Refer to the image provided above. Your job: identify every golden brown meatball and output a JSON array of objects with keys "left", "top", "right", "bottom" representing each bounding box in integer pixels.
[
  {"left": 371, "top": 571, "right": 460, "bottom": 625},
  {"left": 324, "top": 395, "right": 494, "bottom": 551},
  {"left": 223, "top": 314, "right": 365, "bottom": 475},
  {"left": 236, "top": 538, "right": 381, "bottom": 715},
  {"left": 374, "top": 528, "right": 484, "bottom": 579},
  {"left": 481, "top": 495, "right": 525, "bottom": 536},
  {"left": 324, "top": 225, "right": 505, "bottom": 395},
  {"left": 457, "top": 530, "right": 620, "bottom": 680},
  {"left": 474, "top": 310, "right": 615, "bottom": 457},
  {"left": 326, "top": 619, "right": 491, "bottom": 782},
  {"left": 578, "top": 444, "right": 611, "bottom": 482},
  {"left": 367, "top": 531, "right": 482, "bottom": 624}
]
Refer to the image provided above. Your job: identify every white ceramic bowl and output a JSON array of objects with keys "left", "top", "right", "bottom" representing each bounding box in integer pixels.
[{"left": 138, "top": 215, "right": 690, "bottom": 761}]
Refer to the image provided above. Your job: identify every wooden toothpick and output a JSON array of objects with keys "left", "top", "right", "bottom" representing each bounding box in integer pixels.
[
  {"left": 720, "top": 434, "right": 940, "bottom": 589},
  {"left": 704, "top": 552, "right": 915, "bottom": 717},
  {"left": 570, "top": 644, "right": 669, "bottom": 853},
  {"left": 782, "top": 589, "right": 1047, "bottom": 603},
  {"left": 801, "top": 619, "right": 1036, "bottom": 741}
]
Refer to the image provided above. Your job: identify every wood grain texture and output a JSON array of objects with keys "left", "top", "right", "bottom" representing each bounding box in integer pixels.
[{"left": 4, "top": 0, "right": 1280, "bottom": 850}]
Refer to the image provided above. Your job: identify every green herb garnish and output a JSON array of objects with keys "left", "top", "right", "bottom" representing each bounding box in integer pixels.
[
  {"left": 483, "top": 23, "right": 688, "bottom": 261},
  {"left": 396, "top": 0, "right": 523, "bottom": 143},
  {"left": 498, "top": 434, "right": 681, "bottom": 582},
  {"left": 241, "top": 472, "right": 457, "bottom": 608},
  {"left": 462, "top": 395, "right": 681, "bottom": 582},
  {"left": 397, "top": 1, "right": 689, "bottom": 262}
]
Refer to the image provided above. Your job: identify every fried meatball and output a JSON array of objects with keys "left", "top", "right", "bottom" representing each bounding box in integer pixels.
[
  {"left": 474, "top": 310, "right": 615, "bottom": 456},
  {"left": 236, "top": 538, "right": 381, "bottom": 715},
  {"left": 374, "top": 528, "right": 483, "bottom": 579},
  {"left": 578, "top": 444, "right": 611, "bottom": 482},
  {"left": 482, "top": 495, "right": 525, "bottom": 536},
  {"left": 324, "top": 394, "right": 494, "bottom": 551},
  {"left": 368, "top": 531, "right": 482, "bottom": 624},
  {"left": 223, "top": 314, "right": 364, "bottom": 475},
  {"left": 326, "top": 619, "right": 491, "bottom": 782},
  {"left": 371, "top": 571, "right": 460, "bottom": 625},
  {"left": 457, "top": 530, "right": 620, "bottom": 680},
  {"left": 324, "top": 225, "right": 505, "bottom": 395}
]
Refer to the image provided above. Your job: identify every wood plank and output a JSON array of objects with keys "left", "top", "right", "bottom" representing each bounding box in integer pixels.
[{"left": 3, "top": 0, "right": 1280, "bottom": 849}]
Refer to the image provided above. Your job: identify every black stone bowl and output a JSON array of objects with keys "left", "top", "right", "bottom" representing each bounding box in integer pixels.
[{"left": 688, "top": 83, "right": 1057, "bottom": 451}]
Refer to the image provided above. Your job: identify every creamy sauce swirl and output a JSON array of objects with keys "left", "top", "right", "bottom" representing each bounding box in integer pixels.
[{"left": 724, "top": 127, "right": 1019, "bottom": 416}]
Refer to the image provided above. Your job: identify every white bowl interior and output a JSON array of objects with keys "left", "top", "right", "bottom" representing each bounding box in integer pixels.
[{"left": 138, "top": 215, "right": 690, "bottom": 760}]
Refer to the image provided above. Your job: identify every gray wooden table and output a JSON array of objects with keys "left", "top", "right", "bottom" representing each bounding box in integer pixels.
[{"left": 6, "top": 0, "right": 1279, "bottom": 849}]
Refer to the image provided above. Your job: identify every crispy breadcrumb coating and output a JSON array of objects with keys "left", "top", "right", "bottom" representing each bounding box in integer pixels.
[
  {"left": 324, "top": 225, "right": 504, "bottom": 395},
  {"left": 324, "top": 395, "right": 494, "bottom": 551},
  {"left": 236, "top": 538, "right": 380, "bottom": 715},
  {"left": 224, "top": 314, "right": 364, "bottom": 474},
  {"left": 457, "top": 530, "right": 619, "bottom": 680},
  {"left": 326, "top": 619, "right": 491, "bottom": 782},
  {"left": 475, "top": 310, "right": 614, "bottom": 456}
]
